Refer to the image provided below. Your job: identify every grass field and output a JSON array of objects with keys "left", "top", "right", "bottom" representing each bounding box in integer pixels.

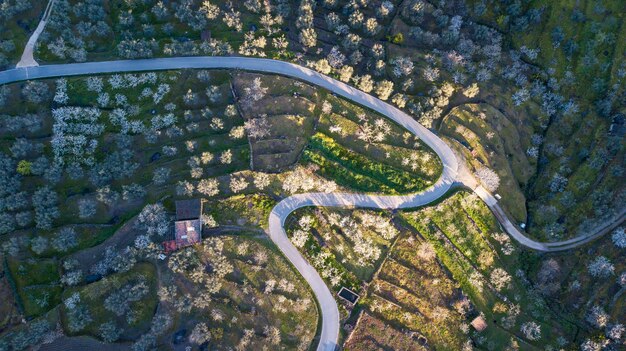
[
  {"left": 284, "top": 191, "right": 580, "bottom": 349},
  {"left": 303, "top": 93, "right": 442, "bottom": 194},
  {"left": 60, "top": 263, "right": 158, "bottom": 340},
  {"left": 159, "top": 235, "right": 318, "bottom": 350},
  {"left": 440, "top": 103, "right": 534, "bottom": 222},
  {"left": 401, "top": 191, "right": 576, "bottom": 349}
]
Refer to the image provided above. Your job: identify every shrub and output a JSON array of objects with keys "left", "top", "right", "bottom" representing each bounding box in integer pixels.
[
  {"left": 99, "top": 321, "right": 122, "bottom": 343},
  {"left": 189, "top": 322, "right": 211, "bottom": 345},
  {"left": 30, "top": 236, "right": 49, "bottom": 255},
  {"left": 136, "top": 204, "right": 169, "bottom": 237},
  {"left": 78, "top": 199, "right": 97, "bottom": 219},
  {"left": 52, "top": 227, "right": 78, "bottom": 252},
  {"left": 32, "top": 186, "right": 60, "bottom": 230},
  {"left": 475, "top": 167, "right": 500, "bottom": 192},
  {"left": 152, "top": 167, "right": 171, "bottom": 185},
  {"left": 16, "top": 160, "right": 32, "bottom": 175},
  {"left": 122, "top": 183, "right": 146, "bottom": 201},
  {"left": 520, "top": 321, "right": 541, "bottom": 340},
  {"left": 586, "top": 305, "right": 609, "bottom": 329},
  {"left": 0, "top": 213, "right": 16, "bottom": 235},
  {"left": 97, "top": 186, "right": 120, "bottom": 206},
  {"left": 587, "top": 256, "right": 615, "bottom": 278},
  {"left": 611, "top": 227, "right": 626, "bottom": 248},
  {"left": 197, "top": 179, "right": 219, "bottom": 196},
  {"left": 388, "top": 33, "right": 404, "bottom": 44},
  {"left": 22, "top": 81, "right": 49, "bottom": 104}
]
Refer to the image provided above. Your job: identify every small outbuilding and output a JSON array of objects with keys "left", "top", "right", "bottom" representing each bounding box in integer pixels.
[
  {"left": 163, "top": 199, "right": 204, "bottom": 253},
  {"left": 338, "top": 287, "right": 360, "bottom": 305},
  {"left": 471, "top": 316, "right": 488, "bottom": 332}
]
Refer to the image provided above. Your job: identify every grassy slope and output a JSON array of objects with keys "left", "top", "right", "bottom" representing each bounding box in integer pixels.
[
  {"left": 60, "top": 263, "right": 158, "bottom": 339},
  {"left": 306, "top": 94, "right": 442, "bottom": 194},
  {"left": 285, "top": 191, "right": 580, "bottom": 349},
  {"left": 440, "top": 103, "right": 533, "bottom": 222},
  {"left": 0, "top": 69, "right": 249, "bottom": 320},
  {"left": 162, "top": 236, "right": 318, "bottom": 349},
  {"left": 232, "top": 73, "right": 321, "bottom": 172},
  {"left": 401, "top": 191, "right": 576, "bottom": 349}
]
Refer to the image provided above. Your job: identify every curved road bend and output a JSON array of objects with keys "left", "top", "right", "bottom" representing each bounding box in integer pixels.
[
  {"left": 1, "top": 57, "right": 620, "bottom": 349},
  {"left": 0, "top": 57, "right": 459, "bottom": 351}
]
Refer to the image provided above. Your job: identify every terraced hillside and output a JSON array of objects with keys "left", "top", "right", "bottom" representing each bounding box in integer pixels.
[
  {"left": 20, "top": 0, "right": 624, "bottom": 240},
  {"left": 0, "top": 69, "right": 444, "bottom": 349},
  {"left": 460, "top": 0, "right": 626, "bottom": 240},
  {"left": 284, "top": 190, "right": 605, "bottom": 350}
]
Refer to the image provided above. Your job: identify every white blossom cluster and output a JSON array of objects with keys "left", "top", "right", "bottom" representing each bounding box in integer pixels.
[
  {"left": 108, "top": 73, "right": 157, "bottom": 89},
  {"left": 163, "top": 38, "right": 233, "bottom": 57},
  {"left": 109, "top": 108, "right": 146, "bottom": 134},
  {"left": 148, "top": 84, "right": 171, "bottom": 104},
  {"left": 244, "top": 115, "right": 271, "bottom": 139},
  {"left": 311, "top": 249, "right": 344, "bottom": 287},
  {"left": 327, "top": 213, "right": 381, "bottom": 265},
  {"left": 53, "top": 78, "right": 69, "bottom": 104},
  {"left": 357, "top": 115, "right": 391, "bottom": 144},
  {"left": 51, "top": 106, "right": 104, "bottom": 166},
  {"left": 238, "top": 32, "right": 267, "bottom": 57},
  {"left": 356, "top": 212, "right": 399, "bottom": 240},
  {"left": 282, "top": 165, "right": 337, "bottom": 194},
  {"left": 290, "top": 215, "right": 314, "bottom": 248}
]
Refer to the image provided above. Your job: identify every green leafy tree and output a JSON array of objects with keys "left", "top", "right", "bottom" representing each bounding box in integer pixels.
[{"left": 16, "top": 160, "right": 31, "bottom": 175}]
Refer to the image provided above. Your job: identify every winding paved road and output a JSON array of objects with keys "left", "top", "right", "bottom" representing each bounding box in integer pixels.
[
  {"left": 0, "top": 57, "right": 459, "bottom": 351},
  {"left": 0, "top": 57, "right": 622, "bottom": 350}
]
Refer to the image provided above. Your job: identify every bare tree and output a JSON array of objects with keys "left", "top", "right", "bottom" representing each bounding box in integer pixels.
[
  {"left": 242, "top": 77, "right": 267, "bottom": 107},
  {"left": 244, "top": 115, "right": 271, "bottom": 139}
]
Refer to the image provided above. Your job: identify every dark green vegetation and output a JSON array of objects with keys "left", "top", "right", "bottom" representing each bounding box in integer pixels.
[
  {"left": 460, "top": 0, "right": 626, "bottom": 240},
  {"left": 306, "top": 93, "right": 442, "bottom": 194},
  {"left": 304, "top": 133, "right": 432, "bottom": 194}
]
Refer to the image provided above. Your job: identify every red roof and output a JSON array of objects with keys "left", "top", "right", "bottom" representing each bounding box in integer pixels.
[
  {"left": 162, "top": 199, "right": 204, "bottom": 253},
  {"left": 162, "top": 240, "right": 178, "bottom": 253},
  {"left": 174, "top": 219, "right": 202, "bottom": 246}
]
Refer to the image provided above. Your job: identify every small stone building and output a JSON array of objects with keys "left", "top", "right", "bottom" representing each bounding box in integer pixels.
[
  {"left": 338, "top": 287, "right": 360, "bottom": 305},
  {"left": 163, "top": 199, "right": 203, "bottom": 253}
]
